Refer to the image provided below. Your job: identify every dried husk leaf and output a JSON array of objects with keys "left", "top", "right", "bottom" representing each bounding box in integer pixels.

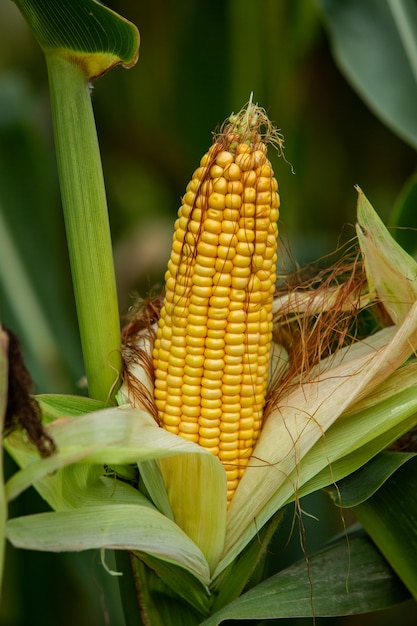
[{"left": 217, "top": 195, "right": 417, "bottom": 574}]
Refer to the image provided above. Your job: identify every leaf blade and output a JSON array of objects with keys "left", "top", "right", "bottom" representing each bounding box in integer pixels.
[
  {"left": 334, "top": 455, "right": 417, "bottom": 600},
  {"left": 14, "top": 0, "right": 139, "bottom": 78},
  {"left": 6, "top": 504, "right": 211, "bottom": 589},
  {"left": 201, "top": 529, "right": 410, "bottom": 625},
  {"left": 318, "top": 0, "right": 417, "bottom": 149},
  {"left": 158, "top": 453, "right": 227, "bottom": 574},
  {"left": 5, "top": 407, "right": 222, "bottom": 503}
]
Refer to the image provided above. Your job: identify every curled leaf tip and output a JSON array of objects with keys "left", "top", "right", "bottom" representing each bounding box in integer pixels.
[{"left": 14, "top": 0, "right": 140, "bottom": 79}]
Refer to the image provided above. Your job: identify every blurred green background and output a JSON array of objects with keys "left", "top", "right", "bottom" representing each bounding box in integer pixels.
[{"left": 0, "top": 1, "right": 416, "bottom": 624}]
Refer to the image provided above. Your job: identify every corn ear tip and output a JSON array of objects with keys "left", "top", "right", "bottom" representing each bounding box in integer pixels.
[{"left": 219, "top": 94, "right": 285, "bottom": 159}]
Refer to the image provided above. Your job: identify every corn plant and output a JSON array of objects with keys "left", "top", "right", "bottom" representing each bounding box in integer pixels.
[{"left": 1, "top": 1, "right": 417, "bottom": 625}]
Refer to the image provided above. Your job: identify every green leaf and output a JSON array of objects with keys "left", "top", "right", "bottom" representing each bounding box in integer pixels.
[
  {"left": 201, "top": 529, "right": 410, "bottom": 624},
  {"left": 334, "top": 455, "right": 417, "bottom": 600},
  {"left": 5, "top": 504, "right": 211, "bottom": 590},
  {"left": 13, "top": 0, "right": 139, "bottom": 79},
  {"left": 328, "top": 451, "right": 416, "bottom": 507},
  {"left": 389, "top": 172, "right": 417, "bottom": 256},
  {"left": 317, "top": 0, "right": 417, "bottom": 150}
]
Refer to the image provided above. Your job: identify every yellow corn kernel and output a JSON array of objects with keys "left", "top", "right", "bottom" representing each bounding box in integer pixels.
[{"left": 153, "top": 99, "right": 281, "bottom": 504}]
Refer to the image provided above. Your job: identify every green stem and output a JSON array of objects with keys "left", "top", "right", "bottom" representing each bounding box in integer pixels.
[{"left": 45, "top": 54, "right": 121, "bottom": 403}]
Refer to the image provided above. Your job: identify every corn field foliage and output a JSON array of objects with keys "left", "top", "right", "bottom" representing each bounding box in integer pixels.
[{"left": 0, "top": 1, "right": 417, "bottom": 625}]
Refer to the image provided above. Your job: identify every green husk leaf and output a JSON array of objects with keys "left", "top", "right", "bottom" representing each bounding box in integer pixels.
[
  {"left": 341, "top": 359, "right": 417, "bottom": 416},
  {"left": 5, "top": 405, "right": 226, "bottom": 571},
  {"left": 158, "top": 454, "right": 227, "bottom": 574},
  {"left": 5, "top": 407, "right": 222, "bottom": 502},
  {"left": 291, "top": 383, "right": 417, "bottom": 501},
  {"left": 333, "top": 455, "right": 417, "bottom": 599},
  {"left": 120, "top": 334, "right": 228, "bottom": 572},
  {"left": 219, "top": 304, "right": 417, "bottom": 577},
  {"left": 13, "top": 0, "right": 139, "bottom": 79},
  {"left": 6, "top": 504, "right": 211, "bottom": 589},
  {"left": 202, "top": 528, "right": 410, "bottom": 624},
  {"left": 356, "top": 186, "right": 417, "bottom": 324},
  {"left": 138, "top": 459, "right": 175, "bottom": 520},
  {"left": 21, "top": 462, "right": 150, "bottom": 512}
]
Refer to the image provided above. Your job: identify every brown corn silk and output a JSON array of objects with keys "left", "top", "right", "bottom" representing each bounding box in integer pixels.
[{"left": 153, "top": 101, "right": 281, "bottom": 502}]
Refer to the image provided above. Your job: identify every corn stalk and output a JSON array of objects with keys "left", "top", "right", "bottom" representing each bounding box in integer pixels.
[{"left": 12, "top": 0, "right": 139, "bottom": 403}]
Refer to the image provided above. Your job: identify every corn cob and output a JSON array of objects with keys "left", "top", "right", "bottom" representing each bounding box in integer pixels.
[{"left": 153, "top": 100, "right": 280, "bottom": 503}]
